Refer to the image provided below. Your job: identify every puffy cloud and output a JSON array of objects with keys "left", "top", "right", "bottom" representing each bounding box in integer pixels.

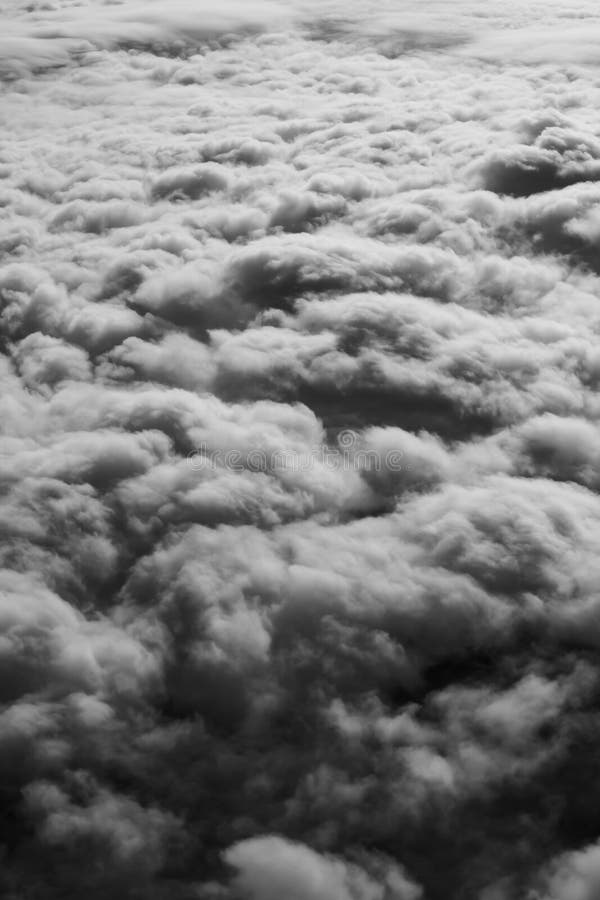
[
  {"left": 225, "top": 836, "right": 422, "bottom": 900},
  {"left": 4, "top": 0, "right": 600, "bottom": 898},
  {"left": 0, "top": 0, "right": 288, "bottom": 77},
  {"left": 538, "top": 841, "right": 600, "bottom": 900}
]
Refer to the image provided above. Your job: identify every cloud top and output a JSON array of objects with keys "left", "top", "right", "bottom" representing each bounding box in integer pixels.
[{"left": 3, "top": 1, "right": 600, "bottom": 898}]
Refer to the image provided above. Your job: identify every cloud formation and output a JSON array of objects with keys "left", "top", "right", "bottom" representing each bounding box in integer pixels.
[{"left": 4, "top": 1, "right": 600, "bottom": 898}]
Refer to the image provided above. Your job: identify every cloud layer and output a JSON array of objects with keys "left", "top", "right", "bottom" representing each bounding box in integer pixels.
[{"left": 4, "top": 1, "right": 600, "bottom": 898}]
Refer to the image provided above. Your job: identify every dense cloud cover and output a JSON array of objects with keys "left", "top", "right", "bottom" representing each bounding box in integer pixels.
[{"left": 4, "top": 0, "right": 600, "bottom": 897}]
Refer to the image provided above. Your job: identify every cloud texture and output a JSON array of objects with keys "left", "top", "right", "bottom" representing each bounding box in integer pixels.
[{"left": 4, "top": 0, "right": 600, "bottom": 898}]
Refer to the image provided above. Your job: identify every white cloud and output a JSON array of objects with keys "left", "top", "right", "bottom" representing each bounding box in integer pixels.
[{"left": 4, "top": 1, "right": 600, "bottom": 898}]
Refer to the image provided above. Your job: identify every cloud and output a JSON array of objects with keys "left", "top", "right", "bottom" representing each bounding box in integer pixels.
[
  {"left": 538, "top": 841, "right": 600, "bottom": 900},
  {"left": 0, "top": 0, "right": 288, "bottom": 77},
  {"left": 224, "top": 836, "right": 422, "bottom": 900},
  {"left": 4, "top": 0, "right": 600, "bottom": 898},
  {"left": 466, "top": 24, "right": 600, "bottom": 65}
]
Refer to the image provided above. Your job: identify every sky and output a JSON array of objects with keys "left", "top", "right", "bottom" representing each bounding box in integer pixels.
[{"left": 3, "top": 1, "right": 600, "bottom": 898}]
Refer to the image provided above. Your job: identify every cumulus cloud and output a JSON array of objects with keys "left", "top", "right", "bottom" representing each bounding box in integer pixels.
[
  {"left": 4, "top": 0, "right": 600, "bottom": 898},
  {"left": 225, "top": 836, "right": 422, "bottom": 900},
  {"left": 537, "top": 841, "right": 600, "bottom": 900},
  {"left": 0, "top": 0, "right": 288, "bottom": 77}
]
